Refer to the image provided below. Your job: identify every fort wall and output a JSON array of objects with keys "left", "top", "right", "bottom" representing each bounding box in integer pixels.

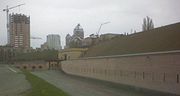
[{"left": 61, "top": 51, "right": 180, "bottom": 95}]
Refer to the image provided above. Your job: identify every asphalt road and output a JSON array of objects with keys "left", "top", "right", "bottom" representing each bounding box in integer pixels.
[
  {"left": 0, "top": 64, "right": 30, "bottom": 96},
  {"left": 32, "top": 70, "right": 176, "bottom": 96}
]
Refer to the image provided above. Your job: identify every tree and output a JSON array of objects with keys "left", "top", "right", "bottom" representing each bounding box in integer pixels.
[{"left": 142, "top": 16, "right": 154, "bottom": 31}]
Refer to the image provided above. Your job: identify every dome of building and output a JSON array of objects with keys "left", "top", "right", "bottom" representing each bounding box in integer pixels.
[{"left": 73, "top": 24, "right": 84, "bottom": 39}]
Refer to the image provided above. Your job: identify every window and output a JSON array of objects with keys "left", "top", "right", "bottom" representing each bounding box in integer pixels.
[
  {"left": 64, "top": 54, "right": 67, "bottom": 60},
  {"left": 32, "top": 66, "right": 36, "bottom": 69},
  {"left": 177, "top": 74, "right": 179, "bottom": 83},
  {"left": 163, "top": 73, "right": 166, "bottom": 82},
  {"left": 23, "top": 66, "right": 27, "bottom": 69},
  {"left": 39, "top": 66, "right": 42, "bottom": 69},
  {"left": 142, "top": 72, "right": 145, "bottom": 80}
]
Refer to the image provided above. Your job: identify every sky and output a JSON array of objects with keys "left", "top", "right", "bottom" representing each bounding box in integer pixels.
[{"left": 0, "top": 0, "right": 180, "bottom": 48}]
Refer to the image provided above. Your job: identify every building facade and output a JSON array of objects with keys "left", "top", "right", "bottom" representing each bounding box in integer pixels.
[
  {"left": 0, "top": 46, "right": 15, "bottom": 63},
  {"left": 47, "top": 34, "right": 62, "bottom": 50},
  {"left": 65, "top": 24, "right": 84, "bottom": 48},
  {"left": 73, "top": 24, "right": 84, "bottom": 39},
  {"left": 8, "top": 13, "right": 30, "bottom": 49},
  {"left": 65, "top": 34, "right": 71, "bottom": 48},
  {"left": 41, "top": 42, "right": 48, "bottom": 50}
]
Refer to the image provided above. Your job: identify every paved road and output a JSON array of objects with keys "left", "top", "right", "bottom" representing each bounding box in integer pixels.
[
  {"left": 32, "top": 70, "right": 176, "bottom": 96},
  {"left": 0, "top": 65, "right": 30, "bottom": 96}
]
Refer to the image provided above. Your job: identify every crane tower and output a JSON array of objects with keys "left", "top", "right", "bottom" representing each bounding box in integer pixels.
[{"left": 3, "top": 4, "right": 25, "bottom": 45}]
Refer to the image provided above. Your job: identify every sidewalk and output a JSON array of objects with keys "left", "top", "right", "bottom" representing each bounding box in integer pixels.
[{"left": 32, "top": 70, "right": 175, "bottom": 96}]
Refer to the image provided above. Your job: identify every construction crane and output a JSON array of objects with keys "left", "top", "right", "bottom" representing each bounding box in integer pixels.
[
  {"left": 96, "top": 21, "right": 110, "bottom": 38},
  {"left": 30, "top": 36, "right": 42, "bottom": 39},
  {"left": 3, "top": 4, "right": 25, "bottom": 43}
]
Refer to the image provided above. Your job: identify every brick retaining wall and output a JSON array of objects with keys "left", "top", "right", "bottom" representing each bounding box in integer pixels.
[{"left": 15, "top": 60, "right": 49, "bottom": 71}]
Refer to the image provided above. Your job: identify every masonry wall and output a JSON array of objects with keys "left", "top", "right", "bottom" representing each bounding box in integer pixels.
[
  {"left": 61, "top": 51, "right": 180, "bottom": 95},
  {"left": 48, "top": 61, "right": 61, "bottom": 70},
  {"left": 15, "top": 60, "right": 49, "bottom": 71}
]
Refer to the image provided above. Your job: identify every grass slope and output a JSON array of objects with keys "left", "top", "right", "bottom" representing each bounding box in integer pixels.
[
  {"left": 85, "top": 22, "right": 180, "bottom": 57},
  {"left": 22, "top": 71, "right": 69, "bottom": 96}
]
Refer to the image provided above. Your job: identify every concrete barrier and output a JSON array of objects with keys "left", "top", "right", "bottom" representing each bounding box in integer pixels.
[{"left": 61, "top": 50, "right": 180, "bottom": 95}]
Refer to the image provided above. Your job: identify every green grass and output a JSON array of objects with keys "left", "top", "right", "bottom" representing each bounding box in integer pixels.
[
  {"left": 85, "top": 22, "right": 180, "bottom": 57},
  {"left": 14, "top": 50, "right": 58, "bottom": 61},
  {"left": 22, "top": 70, "right": 69, "bottom": 96}
]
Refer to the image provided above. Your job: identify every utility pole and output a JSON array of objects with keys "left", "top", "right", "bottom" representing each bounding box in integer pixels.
[{"left": 3, "top": 4, "right": 25, "bottom": 45}]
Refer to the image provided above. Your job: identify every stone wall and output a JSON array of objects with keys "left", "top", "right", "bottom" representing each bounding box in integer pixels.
[
  {"left": 61, "top": 51, "right": 180, "bottom": 95},
  {"left": 47, "top": 60, "right": 61, "bottom": 70},
  {"left": 15, "top": 60, "right": 49, "bottom": 71}
]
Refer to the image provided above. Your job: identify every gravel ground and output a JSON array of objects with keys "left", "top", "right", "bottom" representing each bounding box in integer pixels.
[
  {"left": 0, "top": 64, "right": 31, "bottom": 96},
  {"left": 32, "top": 70, "right": 176, "bottom": 96}
]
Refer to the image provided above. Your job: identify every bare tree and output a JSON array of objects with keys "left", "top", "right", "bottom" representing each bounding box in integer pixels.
[{"left": 142, "top": 16, "right": 154, "bottom": 31}]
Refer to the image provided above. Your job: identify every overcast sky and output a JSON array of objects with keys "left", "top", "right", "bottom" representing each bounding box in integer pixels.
[{"left": 0, "top": 0, "right": 180, "bottom": 48}]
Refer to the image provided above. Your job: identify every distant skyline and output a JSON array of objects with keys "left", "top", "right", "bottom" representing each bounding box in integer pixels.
[{"left": 0, "top": 0, "right": 180, "bottom": 48}]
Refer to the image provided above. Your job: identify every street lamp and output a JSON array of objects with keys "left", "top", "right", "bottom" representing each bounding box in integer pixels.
[{"left": 96, "top": 21, "right": 110, "bottom": 37}]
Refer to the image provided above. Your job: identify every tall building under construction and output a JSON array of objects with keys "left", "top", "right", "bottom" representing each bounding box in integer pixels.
[{"left": 8, "top": 13, "right": 30, "bottom": 49}]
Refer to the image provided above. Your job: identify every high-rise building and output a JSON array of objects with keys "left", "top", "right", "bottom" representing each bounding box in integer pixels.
[
  {"left": 47, "top": 34, "right": 62, "bottom": 50},
  {"left": 65, "top": 34, "right": 71, "bottom": 48},
  {"left": 8, "top": 13, "right": 30, "bottom": 49}
]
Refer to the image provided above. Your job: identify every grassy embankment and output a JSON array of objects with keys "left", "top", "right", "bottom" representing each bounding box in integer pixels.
[
  {"left": 22, "top": 70, "right": 69, "bottom": 96},
  {"left": 14, "top": 50, "right": 58, "bottom": 61},
  {"left": 85, "top": 22, "right": 180, "bottom": 57}
]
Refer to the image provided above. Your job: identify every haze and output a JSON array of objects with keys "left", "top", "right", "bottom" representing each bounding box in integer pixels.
[{"left": 0, "top": 0, "right": 180, "bottom": 48}]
